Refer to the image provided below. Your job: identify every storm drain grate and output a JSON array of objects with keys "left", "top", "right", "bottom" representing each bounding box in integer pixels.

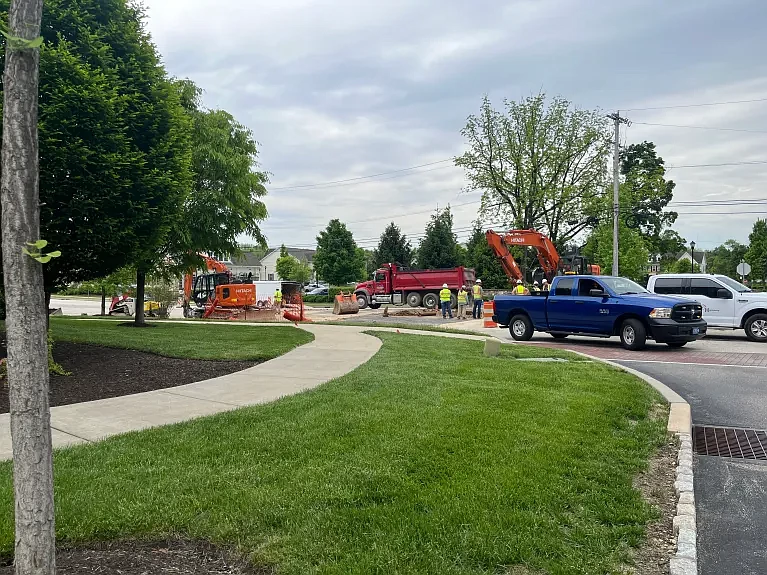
[{"left": 693, "top": 425, "right": 767, "bottom": 460}]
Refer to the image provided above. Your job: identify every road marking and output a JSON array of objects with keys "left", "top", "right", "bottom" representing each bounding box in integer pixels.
[{"left": 618, "top": 359, "right": 767, "bottom": 369}]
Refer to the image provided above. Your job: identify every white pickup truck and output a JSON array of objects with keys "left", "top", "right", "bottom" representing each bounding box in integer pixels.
[{"left": 646, "top": 274, "right": 767, "bottom": 342}]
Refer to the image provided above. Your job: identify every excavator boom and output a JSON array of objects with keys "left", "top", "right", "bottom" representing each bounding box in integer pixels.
[{"left": 486, "top": 229, "right": 561, "bottom": 282}]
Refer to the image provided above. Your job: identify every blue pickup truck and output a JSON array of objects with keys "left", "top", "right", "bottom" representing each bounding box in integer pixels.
[{"left": 492, "top": 275, "right": 707, "bottom": 350}]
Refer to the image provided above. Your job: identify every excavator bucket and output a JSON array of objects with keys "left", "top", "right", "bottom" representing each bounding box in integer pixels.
[{"left": 333, "top": 291, "right": 359, "bottom": 315}]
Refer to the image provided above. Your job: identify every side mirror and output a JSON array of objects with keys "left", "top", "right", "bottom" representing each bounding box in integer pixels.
[
  {"left": 717, "top": 288, "right": 733, "bottom": 299},
  {"left": 589, "top": 289, "right": 606, "bottom": 298}
]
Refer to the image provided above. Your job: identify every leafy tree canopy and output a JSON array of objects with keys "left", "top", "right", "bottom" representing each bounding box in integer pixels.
[
  {"left": 583, "top": 221, "right": 649, "bottom": 282},
  {"left": 456, "top": 94, "right": 611, "bottom": 246},
  {"left": 465, "top": 225, "right": 509, "bottom": 289},
  {"left": 708, "top": 240, "right": 748, "bottom": 278},
  {"left": 746, "top": 219, "right": 767, "bottom": 280}
]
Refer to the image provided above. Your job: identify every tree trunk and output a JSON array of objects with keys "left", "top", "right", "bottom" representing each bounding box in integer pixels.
[
  {"left": 100, "top": 285, "right": 106, "bottom": 316},
  {"left": 135, "top": 269, "right": 146, "bottom": 326},
  {"left": 0, "top": 1, "right": 56, "bottom": 574}
]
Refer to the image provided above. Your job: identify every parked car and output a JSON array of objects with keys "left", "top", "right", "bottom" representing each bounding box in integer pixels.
[
  {"left": 646, "top": 273, "right": 767, "bottom": 342},
  {"left": 492, "top": 275, "right": 706, "bottom": 350},
  {"left": 308, "top": 287, "right": 329, "bottom": 296}
]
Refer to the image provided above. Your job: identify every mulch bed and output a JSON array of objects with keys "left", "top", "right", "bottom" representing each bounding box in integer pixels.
[
  {"left": 0, "top": 539, "right": 270, "bottom": 574},
  {"left": 0, "top": 341, "right": 258, "bottom": 414}
]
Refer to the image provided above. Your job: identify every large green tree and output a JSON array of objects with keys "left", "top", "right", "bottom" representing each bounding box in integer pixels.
[
  {"left": 417, "top": 207, "right": 459, "bottom": 269},
  {"left": 619, "top": 141, "right": 678, "bottom": 254},
  {"left": 373, "top": 222, "right": 413, "bottom": 268},
  {"left": 708, "top": 240, "right": 748, "bottom": 278},
  {"left": 313, "top": 219, "right": 365, "bottom": 285},
  {"left": 746, "top": 220, "right": 767, "bottom": 281},
  {"left": 456, "top": 94, "right": 610, "bottom": 246},
  {"left": 0, "top": 0, "right": 192, "bottom": 302},
  {"left": 583, "top": 221, "right": 649, "bottom": 282},
  {"left": 465, "top": 225, "right": 509, "bottom": 289},
  {"left": 275, "top": 245, "right": 296, "bottom": 281}
]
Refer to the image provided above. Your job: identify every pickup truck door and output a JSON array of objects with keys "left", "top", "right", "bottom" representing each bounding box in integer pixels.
[
  {"left": 689, "top": 277, "right": 736, "bottom": 327},
  {"left": 571, "top": 278, "right": 615, "bottom": 334},
  {"left": 545, "top": 277, "right": 578, "bottom": 331}
]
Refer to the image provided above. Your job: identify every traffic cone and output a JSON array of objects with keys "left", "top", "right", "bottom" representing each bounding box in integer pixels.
[{"left": 483, "top": 301, "right": 496, "bottom": 328}]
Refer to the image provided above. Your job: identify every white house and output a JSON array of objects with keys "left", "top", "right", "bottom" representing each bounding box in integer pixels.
[
  {"left": 675, "top": 251, "right": 707, "bottom": 273},
  {"left": 229, "top": 247, "right": 316, "bottom": 282}
]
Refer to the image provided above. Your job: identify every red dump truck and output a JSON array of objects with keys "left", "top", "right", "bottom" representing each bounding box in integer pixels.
[{"left": 354, "top": 263, "right": 476, "bottom": 309}]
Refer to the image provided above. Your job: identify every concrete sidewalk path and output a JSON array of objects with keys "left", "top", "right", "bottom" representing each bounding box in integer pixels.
[{"left": 0, "top": 324, "right": 382, "bottom": 460}]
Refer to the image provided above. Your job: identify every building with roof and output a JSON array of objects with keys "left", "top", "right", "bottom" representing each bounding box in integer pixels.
[{"left": 229, "top": 247, "right": 316, "bottom": 282}]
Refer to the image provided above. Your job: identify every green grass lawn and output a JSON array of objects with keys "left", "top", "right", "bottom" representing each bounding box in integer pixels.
[
  {"left": 0, "top": 332, "right": 665, "bottom": 574},
  {"left": 49, "top": 318, "right": 314, "bottom": 361}
]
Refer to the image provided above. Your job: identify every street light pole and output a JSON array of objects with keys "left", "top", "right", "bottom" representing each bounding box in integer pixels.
[{"left": 690, "top": 241, "right": 696, "bottom": 273}]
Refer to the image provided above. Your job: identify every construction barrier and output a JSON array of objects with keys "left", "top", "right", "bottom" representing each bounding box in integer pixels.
[{"left": 483, "top": 301, "right": 497, "bottom": 328}]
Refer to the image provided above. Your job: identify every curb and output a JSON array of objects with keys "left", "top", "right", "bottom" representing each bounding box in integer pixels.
[{"left": 562, "top": 350, "right": 697, "bottom": 574}]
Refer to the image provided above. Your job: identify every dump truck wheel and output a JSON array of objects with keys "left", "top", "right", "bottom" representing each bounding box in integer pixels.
[
  {"left": 407, "top": 292, "right": 422, "bottom": 307},
  {"left": 422, "top": 293, "right": 438, "bottom": 309},
  {"left": 450, "top": 293, "right": 458, "bottom": 309},
  {"left": 355, "top": 292, "right": 369, "bottom": 309}
]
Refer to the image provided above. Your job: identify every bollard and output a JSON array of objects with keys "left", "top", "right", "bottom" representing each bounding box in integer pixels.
[{"left": 484, "top": 338, "right": 501, "bottom": 357}]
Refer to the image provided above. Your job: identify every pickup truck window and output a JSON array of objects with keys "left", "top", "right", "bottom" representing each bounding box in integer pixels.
[
  {"left": 716, "top": 275, "right": 752, "bottom": 293},
  {"left": 577, "top": 278, "right": 603, "bottom": 296},
  {"left": 653, "top": 277, "right": 684, "bottom": 295},
  {"left": 690, "top": 278, "right": 727, "bottom": 298},
  {"left": 554, "top": 277, "right": 575, "bottom": 296},
  {"left": 600, "top": 277, "right": 648, "bottom": 295}
]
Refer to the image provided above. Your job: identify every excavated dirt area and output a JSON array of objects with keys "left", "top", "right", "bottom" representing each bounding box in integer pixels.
[
  {"left": 0, "top": 539, "right": 269, "bottom": 575},
  {"left": 0, "top": 340, "right": 257, "bottom": 413}
]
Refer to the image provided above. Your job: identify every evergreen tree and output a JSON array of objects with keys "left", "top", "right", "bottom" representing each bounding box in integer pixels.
[
  {"left": 465, "top": 225, "right": 510, "bottom": 288},
  {"left": 313, "top": 220, "right": 365, "bottom": 285},
  {"left": 416, "top": 207, "right": 458, "bottom": 269},
  {"left": 373, "top": 222, "right": 413, "bottom": 268}
]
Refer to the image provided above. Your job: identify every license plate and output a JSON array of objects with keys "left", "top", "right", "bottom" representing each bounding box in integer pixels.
[{"left": 692, "top": 328, "right": 700, "bottom": 335}]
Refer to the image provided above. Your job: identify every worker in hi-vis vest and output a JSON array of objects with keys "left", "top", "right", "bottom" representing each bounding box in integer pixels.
[
  {"left": 457, "top": 285, "right": 468, "bottom": 320},
  {"left": 274, "top": 288, "right": 283, "bottom": 307},
  {"left": 472, "top": 279, "right": 483, "bottom": 319},
  {"left": 439, "top": 283, "right": 453, "bottom": 319},
  {"left": 542, "top": 278, "right": 550, "bottom": 292},
  {"left": 514, "top": 279, "right": 529, "bottom": 295},
  {"left": 531, "top": 280, "right": 541, "bottom": 295}
]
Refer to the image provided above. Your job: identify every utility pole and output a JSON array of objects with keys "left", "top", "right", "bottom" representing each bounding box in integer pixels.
[{"left": 608, "top": 111, "right": 630, "bottom": 276}]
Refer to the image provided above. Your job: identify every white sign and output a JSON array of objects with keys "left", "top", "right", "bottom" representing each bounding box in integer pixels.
[{"left": 737, "top": 261, "right": 751, "bottom": 276}]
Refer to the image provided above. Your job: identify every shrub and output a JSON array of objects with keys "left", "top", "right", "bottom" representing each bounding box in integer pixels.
[{"left": 146, "top": 281, "right": 179, "bottom": 317}]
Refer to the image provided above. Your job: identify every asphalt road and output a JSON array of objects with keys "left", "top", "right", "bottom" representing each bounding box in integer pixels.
[{"left": 616, "top": 360, "right": 767, "bottom": 575}]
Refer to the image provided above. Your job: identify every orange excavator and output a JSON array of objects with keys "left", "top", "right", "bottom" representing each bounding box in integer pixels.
[
  {"left": 182, "top": 254, "right": 257, "bottom": 319},
  {"left": 485, "top": 229, "right": 601, "bottom": 283}
]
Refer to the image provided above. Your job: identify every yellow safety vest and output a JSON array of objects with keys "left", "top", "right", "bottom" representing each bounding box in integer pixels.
[
  {"left": 515, "top": 285, "right": 526, "bottom": 295},
  {"left": 274, "top": 289, "right": 282, "bottom": 302},
  {"left": 472, "top": 285, "right": 482, "bottom": 297},
  {"left": 439, "top": 288, "right": 451, "bottom": 302},
  {"left": 531, "top": 286, "right": 540, "bottom": 294},
  {"left": 457, "top": 290, "right": 468, "bottom": 304}
]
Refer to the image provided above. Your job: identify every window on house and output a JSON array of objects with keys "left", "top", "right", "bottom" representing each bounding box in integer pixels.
[{"left": 268, "top": 273, "right": 274, "bottom": 281}]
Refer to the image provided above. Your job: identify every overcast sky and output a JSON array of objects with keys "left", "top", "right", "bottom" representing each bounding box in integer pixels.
[{"left": 144, "top": 0, "right": 767, "bottom": 253}]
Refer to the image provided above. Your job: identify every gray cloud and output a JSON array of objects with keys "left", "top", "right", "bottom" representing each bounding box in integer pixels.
[{"left": 145, "top": 0, "right": 767, "bottom": 251}]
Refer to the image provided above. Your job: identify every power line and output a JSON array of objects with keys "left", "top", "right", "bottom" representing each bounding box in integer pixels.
[
  {"left": 269, "top": 159, "right": 455, "bottom": 191},
  {"left": 667, "top": 160, "right": 767, "bottom": 168},
  {"left": 621, "top": 97, "right": 767, "bottom": 113},
  {"left": 632, "top": 121, "right": 767, "bottom": 134}
]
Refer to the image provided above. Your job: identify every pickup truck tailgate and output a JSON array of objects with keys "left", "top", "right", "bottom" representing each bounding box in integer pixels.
[{"left": 493, "top": 295, "right": 548, "bottom": 329}]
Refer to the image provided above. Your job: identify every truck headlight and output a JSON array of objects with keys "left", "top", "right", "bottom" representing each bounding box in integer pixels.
[{"left": 649, "top": 308, "right": 672, "bottom": 319}]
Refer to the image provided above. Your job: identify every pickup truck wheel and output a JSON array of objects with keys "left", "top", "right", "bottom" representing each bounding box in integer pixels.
[
  {"left": 667, "top": 342, "right": 687, "bottom": 348},
  {"left": 406, "top": 292, "right": 422, "bottom": 307},
  {"left": 745, "top": 314, "right": 767, "bottom": 342},
  {"left": 422, "top": 293, "right": 438, "bottom": 309},
  {"left": 550, "top": 332, "right": 568, "bottom": 339},
  {"left": 509, "top": 314, "right": 533, "bottom": 341},
  {"left": 620, "top": 319, "right": 647, "bottom": 351},
  {"left": 355, "top": 293, "right": 369, "bottom": 310}
]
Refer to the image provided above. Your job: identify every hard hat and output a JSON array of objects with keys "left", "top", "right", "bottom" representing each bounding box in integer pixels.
[
  {"left": 533, "top": 280, "right": 539, "bottom": 285},
  {"left": 476, "top": 279, "right": 482, "bottom": 284},
  {"left": 516, "top": 279, "right": 522, "bottom": 284},
  {"left": 542, "top": 279, "right": 548, "bottom": 283},
  {"left": 461, "top": 285, "right": 466, "bottom": 289},
  {"left": 442, "top": 283, "right": 448, "bottom": 288}
]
